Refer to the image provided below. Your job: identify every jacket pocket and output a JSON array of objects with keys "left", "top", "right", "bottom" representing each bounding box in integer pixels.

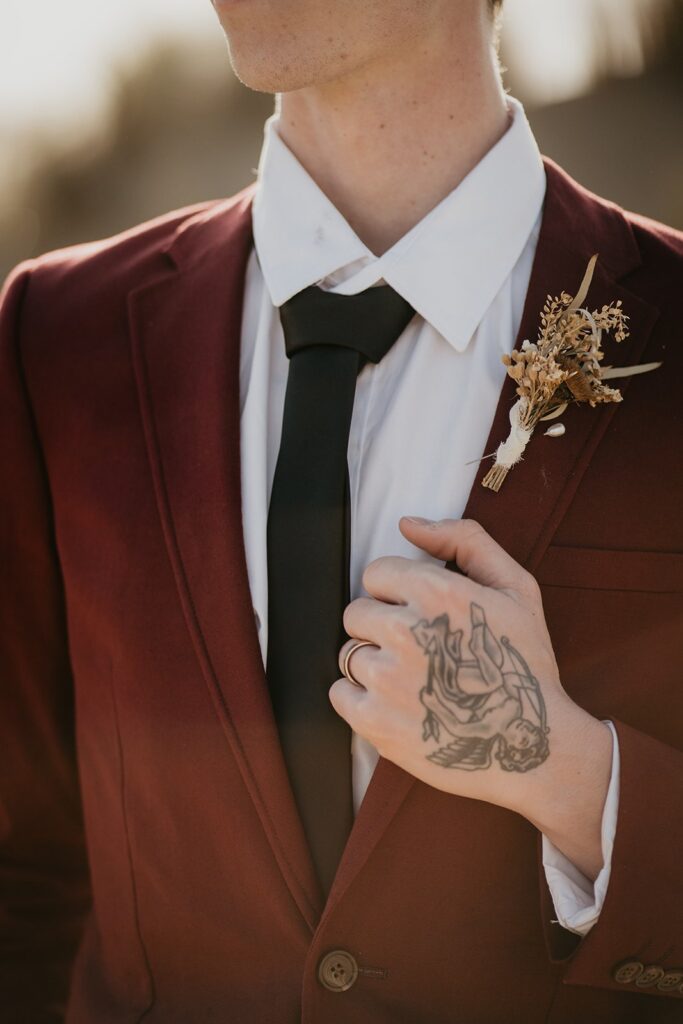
[{"left": 535, "top": 546, "right": 683, "bottom": 593}]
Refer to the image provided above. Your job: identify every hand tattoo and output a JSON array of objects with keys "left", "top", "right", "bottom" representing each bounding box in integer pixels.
[{"left": 412, "top": 603, "right": 550, "bottom": 773}]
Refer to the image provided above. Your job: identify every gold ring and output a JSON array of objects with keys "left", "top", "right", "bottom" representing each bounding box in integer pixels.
[{"left": 342, "top": 640, "right": 376, "bottom": 688}]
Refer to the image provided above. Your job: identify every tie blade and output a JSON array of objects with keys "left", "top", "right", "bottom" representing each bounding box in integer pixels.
[{"left": 267, "top": 282, "right": 414, "bottom": 891}]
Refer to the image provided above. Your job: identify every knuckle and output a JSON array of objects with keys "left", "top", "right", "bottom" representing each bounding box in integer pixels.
[
  {"left": 342, "top": 600, "right": 361, "bottom": 635},
  {"left": 361, "top": 558, "right": 383, "bottom": 591},
  {"left": 460, "top": 517, "right": 484, "bottom": 537},
  {"left": 519, "top": 568, "right": 541, "bottom": 601},
  {"left": 357, "top": 696, "right": 387, "bottom": 741},
  {"left": 328, "top": 678, "right": 346, "bottom": 710},
  {"left": 420, "top": 564, "right": 454, "bottom": 601},
  {"left": 362, "top": 653, "right": 384, "bottom": 688},
  {"left": 387, "top": 612, "right": 410, "bottom": 643}
]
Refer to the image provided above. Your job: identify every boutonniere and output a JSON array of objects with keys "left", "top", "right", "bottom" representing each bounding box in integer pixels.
[{"left": 481, "top": 253, "right": 662, "bottom": 492}]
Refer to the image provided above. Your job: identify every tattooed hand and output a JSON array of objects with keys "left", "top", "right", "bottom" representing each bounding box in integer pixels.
[
  {"left": 415, "top": 602, "right": 550, "bottom": 774},
  {"left": 330, "top": 518, "right": 613, "bottom": 879}
]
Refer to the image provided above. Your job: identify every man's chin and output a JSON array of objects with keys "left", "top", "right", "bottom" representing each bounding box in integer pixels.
[{"left": 228, "top": 57, "right": 335, "bottom": 95}]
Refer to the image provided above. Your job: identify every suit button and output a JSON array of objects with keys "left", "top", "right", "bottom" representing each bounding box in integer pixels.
[
  {"left": 658, "top": 969, "right": 683, "bottom": 992},
  {"left": 636, "top": 965, "right": 665, "bottom": 988},
  {"left": 613, "top": 960, "right": 644, "bottom": 984},
  {"left": 318, "top": 950, "right": 359, "bottom": 992}
]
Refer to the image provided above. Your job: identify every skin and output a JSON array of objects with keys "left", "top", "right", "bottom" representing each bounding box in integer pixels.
[
  {"left": 209, "top": 1, "right": 612, "bottom": 880},
  {"left": 210, "top": 0, "right": 508, "bottom": 253}
]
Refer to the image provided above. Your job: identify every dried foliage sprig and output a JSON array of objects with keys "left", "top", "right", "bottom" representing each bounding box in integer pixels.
[{"left": 481, "top": 254, "right": 660, "bottom": 492}]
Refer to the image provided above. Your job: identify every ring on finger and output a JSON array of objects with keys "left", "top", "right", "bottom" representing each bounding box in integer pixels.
[{"left": 342, "top": 640, "right": 378, "bottom": 688}]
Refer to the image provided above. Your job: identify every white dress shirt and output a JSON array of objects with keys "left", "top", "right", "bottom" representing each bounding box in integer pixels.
[{"left": 239, "top": 96, "right": 619, "bottom": 935}]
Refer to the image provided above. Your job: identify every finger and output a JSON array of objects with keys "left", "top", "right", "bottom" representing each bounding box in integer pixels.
[
  {"left": 343, "top": 597, "right": 412, "bottom": 646},
  {"left": 399, "top": 517, "right": 536, "bottom": 595},
  {"left": 361, "top": 555, "right": 427, "bottom": 604},
  {"left": 329, "top": 676, "right": 368, "bottom": 729},
  {"left": 338, "top": 636, "right": 382, "bottom": 684}
]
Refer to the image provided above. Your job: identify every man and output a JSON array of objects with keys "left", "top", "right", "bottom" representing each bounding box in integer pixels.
[{"left": 1, "top": 0, "right": 681, "bottom": 1020}]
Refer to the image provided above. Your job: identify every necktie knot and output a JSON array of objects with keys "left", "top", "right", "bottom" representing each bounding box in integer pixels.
[{"left": 280, "top": 283, "right": 415, "bottom": 366}]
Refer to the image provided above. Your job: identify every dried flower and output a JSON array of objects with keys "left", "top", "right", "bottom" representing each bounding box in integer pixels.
[{"left": 481, "top": 254, "right": 655, "bottom": 492}]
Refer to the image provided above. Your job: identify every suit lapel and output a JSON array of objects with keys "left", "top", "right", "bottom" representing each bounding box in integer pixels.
[
  {"left": 462, "top": 159, "right": 659, "bottom": 569},
  {"left": 324, "top": 159, "right": 659, "bottom": 915},
  {"left": 128, "top": 188, "right": 323, "bottom": 930}
]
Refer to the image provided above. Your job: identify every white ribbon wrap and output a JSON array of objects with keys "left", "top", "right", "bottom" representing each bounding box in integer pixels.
[{"left": 494, "top": 399, "right": 533, "bottom": 469}]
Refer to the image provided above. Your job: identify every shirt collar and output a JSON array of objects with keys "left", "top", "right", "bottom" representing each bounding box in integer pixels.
[{"left": 252, "top": 96, "right": 546, "bottom": 352}]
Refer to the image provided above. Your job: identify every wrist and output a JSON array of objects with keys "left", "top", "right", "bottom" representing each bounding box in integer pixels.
[{"left": 509, "top": 700, "right": 613, "bottom": 880}]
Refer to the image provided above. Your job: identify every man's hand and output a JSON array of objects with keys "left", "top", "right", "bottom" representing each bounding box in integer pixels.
[{"left": 330, "top": 517, "right": 613, "bottom": 880}]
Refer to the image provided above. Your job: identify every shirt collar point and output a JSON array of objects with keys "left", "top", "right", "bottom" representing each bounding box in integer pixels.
[{"left": 409, "top": 303, "right": 475, "bottom": 353}]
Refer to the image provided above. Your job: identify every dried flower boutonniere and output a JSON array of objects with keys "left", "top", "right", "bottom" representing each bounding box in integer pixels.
[{"left": 481, "top": 254, "right": 662, "bottom": 492}]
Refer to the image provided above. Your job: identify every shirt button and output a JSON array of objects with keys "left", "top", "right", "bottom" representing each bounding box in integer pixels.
[
  {"left": 613, "top": 960, "right": 643, "bottom": 984},
  {"left": 253, "top": 608, "right": 262, "bottom": 631},
  {"left": 318, "top": 950, "right": 359, "bottom": 992},
  {"left": 635, "top": 965, "right": 665, "bottom": 988},
  {"left": 657, "top": 969, "right": 683, "bottom": 992}
]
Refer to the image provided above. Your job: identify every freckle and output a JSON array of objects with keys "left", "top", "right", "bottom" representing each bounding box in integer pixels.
[
  {"left": 379, "top": 123, "right": 385, "bottom": 129},
  {"left": 422, "top": 149, "right": 428, "bottom": 156},
  {"left": 449, "top": 114, "right": 454, "bottom": 120},
  {"left": 327, "top": 36, "right": 333, "bottom": 43},
  {"left": 340, "top": 52, "right": 348, "bottom": 60}
]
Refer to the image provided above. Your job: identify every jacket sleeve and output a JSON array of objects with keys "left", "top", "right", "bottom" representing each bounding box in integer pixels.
[
  {"left": 0, "top": 264, "right": 91, "bottom": 1022},
  {"left": 541, "top": 718, "right": 683, "bottom": 1004}
]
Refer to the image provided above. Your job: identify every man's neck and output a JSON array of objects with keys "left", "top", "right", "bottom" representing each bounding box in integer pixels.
[{"left": 277, "top": 13, "right": 509, "bottom": 256}]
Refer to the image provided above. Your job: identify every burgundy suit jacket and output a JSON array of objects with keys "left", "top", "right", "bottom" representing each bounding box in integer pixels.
[{"left": 1, "top": 160, "right": 682, "bottom": 1024}]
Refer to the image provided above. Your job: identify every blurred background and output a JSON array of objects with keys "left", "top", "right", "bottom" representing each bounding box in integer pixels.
[{"left": 1, "top": 0, "right": 681, "bottom": 283}]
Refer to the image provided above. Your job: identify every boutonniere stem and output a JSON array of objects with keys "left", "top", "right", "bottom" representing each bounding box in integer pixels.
[{"left": 481, "top": 254, "right": 661, "bottom": 492}]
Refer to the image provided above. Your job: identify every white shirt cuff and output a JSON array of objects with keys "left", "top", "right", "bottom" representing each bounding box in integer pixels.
[{"left": 541, "top": 720, "right": 620, "bottom": 937}]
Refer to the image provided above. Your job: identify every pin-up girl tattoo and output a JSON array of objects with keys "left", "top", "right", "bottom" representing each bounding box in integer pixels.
[{"left": 412, "top": 603, "right": 550, "bottom": 772}]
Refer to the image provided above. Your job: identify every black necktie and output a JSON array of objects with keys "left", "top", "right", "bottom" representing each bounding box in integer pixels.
[{"left": 266, "top": 283, "right": 415, "bottom": 894}]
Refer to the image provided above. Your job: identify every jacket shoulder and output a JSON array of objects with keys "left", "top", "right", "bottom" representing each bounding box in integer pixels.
[
  {"left": 4, "top": 187, "right": 254, "bottom": 310},
  {"left": 616, "top": 207, "right": 683, "bottom": 376},
  {"left": 625, "top": 208, "right": 683, "bottom": 277},
  {"left": 1, "top": 187, "right": 255, "bottom": 357},
  {"left": 618, "top": 208, "right": 683, "bottom": 344},
  {"left": 543, "top": 157, "right": 683, "bottom": 279}
]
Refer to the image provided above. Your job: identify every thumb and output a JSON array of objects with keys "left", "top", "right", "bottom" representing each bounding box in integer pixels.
[{"left": 399, "top": 516, "right": 531, "bottom": 593}]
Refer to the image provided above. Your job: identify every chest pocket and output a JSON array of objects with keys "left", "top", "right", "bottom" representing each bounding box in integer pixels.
[
  {"left": 535, "top": 545, "right": 683, "bottom": 593},
  {"left": 534, "top": 546, "right": 683, "bottom": 727}
]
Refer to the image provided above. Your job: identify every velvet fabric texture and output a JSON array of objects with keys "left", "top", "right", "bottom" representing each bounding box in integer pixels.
[{"left": 1, "top": 160, "right": 682, "bottom": 1023}]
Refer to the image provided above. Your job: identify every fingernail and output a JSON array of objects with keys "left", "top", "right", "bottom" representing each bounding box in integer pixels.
[{"left": 404, "top": 516, "right": 435, "bottom": 526}]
